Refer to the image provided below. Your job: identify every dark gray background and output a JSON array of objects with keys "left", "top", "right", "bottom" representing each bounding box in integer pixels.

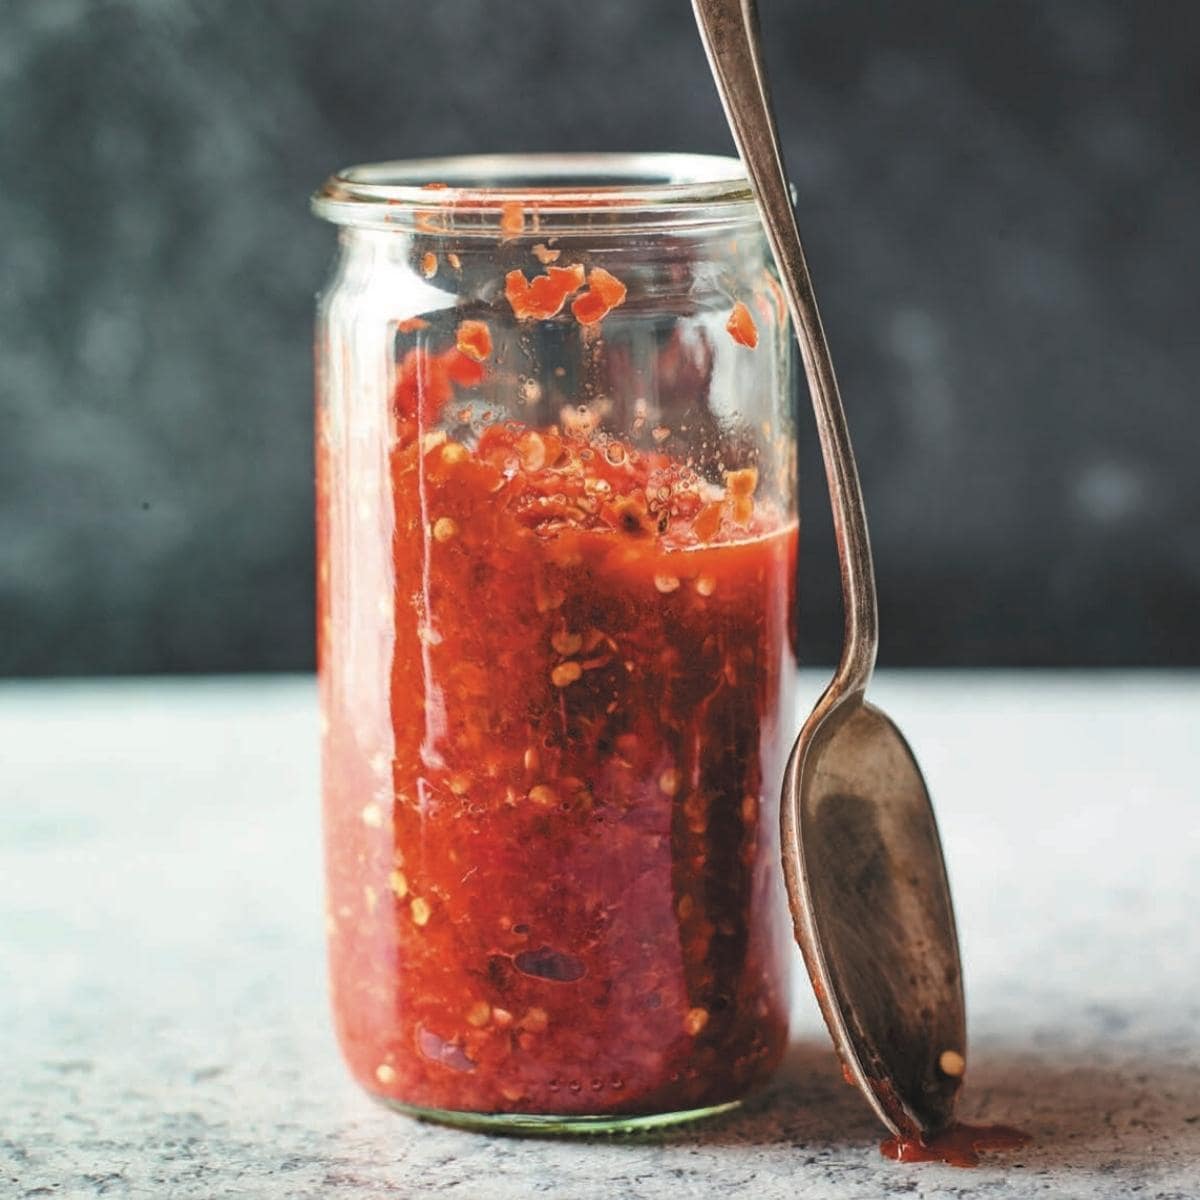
[{"left": 2, "top": 0, "right": 1197, "bottom": 674}]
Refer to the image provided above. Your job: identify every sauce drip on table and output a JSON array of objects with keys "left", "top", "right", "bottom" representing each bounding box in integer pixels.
[{"left": 880, "top": 1122, "right": 1031, "bottom": 1168}]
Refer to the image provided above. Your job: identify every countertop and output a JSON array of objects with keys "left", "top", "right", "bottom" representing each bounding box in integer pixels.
[{"left": 3, "top": 673, "right": 1197, "bottom": 1199}]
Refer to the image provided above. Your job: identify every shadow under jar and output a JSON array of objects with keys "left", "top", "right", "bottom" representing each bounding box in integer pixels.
[{"left": 312, "top": 153, "right": 799, "bottom": 1132}]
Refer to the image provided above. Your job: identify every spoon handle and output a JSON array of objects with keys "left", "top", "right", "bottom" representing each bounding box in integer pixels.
[{"left": 692, "top": 0, "right": 878, "bottom": 694}]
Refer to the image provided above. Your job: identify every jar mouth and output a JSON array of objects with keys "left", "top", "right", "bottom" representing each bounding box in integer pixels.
[{"left": 312, "top": 152, "right": 760, "bottom": 236}]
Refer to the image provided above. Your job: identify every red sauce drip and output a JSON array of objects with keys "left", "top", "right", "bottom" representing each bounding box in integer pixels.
[{"left": 880, "top": 1123, "right": 1031, "bottom": 1168}]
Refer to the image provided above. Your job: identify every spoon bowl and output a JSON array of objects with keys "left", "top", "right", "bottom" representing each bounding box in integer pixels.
[{"left": 782, "top": 693, "right": 965, "bottom": 1137}]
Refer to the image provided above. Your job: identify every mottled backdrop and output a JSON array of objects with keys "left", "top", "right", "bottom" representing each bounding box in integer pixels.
[{"left": 2, "top": 0, "right": 1197, "bottom": 673}]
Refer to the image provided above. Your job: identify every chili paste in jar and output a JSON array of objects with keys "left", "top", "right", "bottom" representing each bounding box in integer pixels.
[{"left": 318, "top": 335, "right": 797, "bottom": 1119}]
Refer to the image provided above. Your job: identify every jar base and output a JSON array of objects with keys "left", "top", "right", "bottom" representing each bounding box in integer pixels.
[{"left": 376, "top": 1096, "right": 743, "bottom": 1135}]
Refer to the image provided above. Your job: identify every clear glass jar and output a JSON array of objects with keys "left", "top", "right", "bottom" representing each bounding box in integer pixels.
[{"left": 312, "top": 154, "right": 798, "bottom": 1132}]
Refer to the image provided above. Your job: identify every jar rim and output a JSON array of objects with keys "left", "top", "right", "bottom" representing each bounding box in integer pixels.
[{"left": 311, "top": 152, "right": 761, "bottom": 235}]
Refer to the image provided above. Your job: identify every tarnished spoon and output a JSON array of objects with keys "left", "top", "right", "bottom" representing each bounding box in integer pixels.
[{"left": 692, "top": 0, "right": 967, "bottom": 1140}]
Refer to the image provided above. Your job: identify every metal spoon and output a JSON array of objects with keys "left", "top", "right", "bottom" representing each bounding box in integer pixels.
[{"left": 691, "top": 0, "right": 966, "bottom": 1141}]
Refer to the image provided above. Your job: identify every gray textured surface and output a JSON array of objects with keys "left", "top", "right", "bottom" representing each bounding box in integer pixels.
[
  {"left": 2, "top": 1, "right": 1200, "bottom": 673},
  {"left": 3, "top": 672, "right": 1198, "bottom": 1198}
]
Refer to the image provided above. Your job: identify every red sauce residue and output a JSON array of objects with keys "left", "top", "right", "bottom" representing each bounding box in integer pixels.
[
  {"left": 317, "top": 339, "right": 798, "bottom": 1115},
  {"left": 391, "top": 347, "right": 486, "bottom": 444},
  {"left": 500, "top": 201, "right": 526, "bottom": 238},
  {"left": 881, "top": 1123, "right": 1031, "bottom": 1168},
  {"left": 505, "top": 264, "right": 586, "bottom": 320}
]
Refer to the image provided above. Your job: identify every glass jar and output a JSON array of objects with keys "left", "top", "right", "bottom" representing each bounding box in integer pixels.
[{"left": 312, "top": 153, "right": 798, "bottom": 1132}]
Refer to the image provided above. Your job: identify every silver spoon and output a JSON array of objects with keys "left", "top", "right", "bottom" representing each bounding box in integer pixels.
[{"left": 692, "top": 0, "right": 966, "bottom": 1141}]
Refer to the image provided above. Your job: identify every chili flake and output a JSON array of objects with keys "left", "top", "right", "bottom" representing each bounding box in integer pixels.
[
  {"left": 726, "top": 301, "right": 759, "bottom": 348},
  {"left": 571, "top": 267, "right": 628, "bottom": 326},
  {"left": 505, "top": 264, "right": 587, "bottom": 320},
  {"left": 455, "top": 319, "right": 492, "bottom": 362},
  {"left": 725, "top": 467, "right": 758, "bottom": 498}
]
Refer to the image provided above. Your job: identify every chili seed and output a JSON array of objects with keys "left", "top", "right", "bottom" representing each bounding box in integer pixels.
[
  {"left": 939, "top": 1049, "right": 966, "bottom": 1077},
  {"left": 551, "top": 661, "right": 582, "bottom": 687},
  {"left": 521, "top": 1007, "right": 549, "bottom": 1033},
  {"left": 551, "top": 631, "right": 583, "bottom": 656},
  {"left": 466, "top": 1001, "right": 492, "bottom": 1028}
]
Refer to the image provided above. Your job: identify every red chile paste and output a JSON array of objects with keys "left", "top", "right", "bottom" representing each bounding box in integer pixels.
[{"left": 317, "top": 340, "right": 797, "bottom": 1117}]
